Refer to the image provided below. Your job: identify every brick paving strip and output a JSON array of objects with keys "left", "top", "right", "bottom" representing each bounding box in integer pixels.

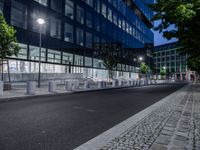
[{"left": 74, "top": 84, "right": 200, "bottom": 150}]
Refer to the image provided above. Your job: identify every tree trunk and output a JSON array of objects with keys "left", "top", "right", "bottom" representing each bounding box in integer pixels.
[{"left": 1, "top": 59, "right": 3, "bottom": 81}]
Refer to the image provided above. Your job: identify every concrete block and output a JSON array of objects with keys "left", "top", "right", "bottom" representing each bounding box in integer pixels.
[
  {"left": 48, "top": 81, "right": 56, "bottom": 93},
  {"left": 0, "top": 81, "right": 3, "bottom": 96},
  {"left": 26, "top": 81, "right": 36, "bottom": 95}
]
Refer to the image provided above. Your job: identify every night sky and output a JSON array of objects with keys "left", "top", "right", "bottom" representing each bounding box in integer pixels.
[{"left": 153, "top": 21, "right": 177, "bottom": 46}]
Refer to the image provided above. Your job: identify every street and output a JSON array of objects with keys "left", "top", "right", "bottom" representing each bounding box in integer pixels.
[{"left": 0, "top": 83, "right": 187, "bottom": 150}]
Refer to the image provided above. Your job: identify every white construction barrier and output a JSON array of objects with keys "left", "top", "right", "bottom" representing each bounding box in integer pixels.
[
  {"left": 72, "top": 80, "right": 79, "bottom": 90},
  {"left": 98, "top": 81, "right": 103, "bottom": 88},
  {"left": 48, "top": 81, "right": 56, "bottom": 93},
  {"left": 118, "top": 80, "right": 123, "bottom": 86},
  {"left": 65, "top": 80, "right": 73, "bottom": 91},
  {"left": 84, "top": 80, "right": 90, "bottom": 89},
  {"left": 0, "top": 81, "right": 3, "bottom": 96},
  {"left": 112, "top": 80, "right": 118, "bottom": 87},
  {"left": 26, "top": 81, "right": 36, "bottom": 95}
]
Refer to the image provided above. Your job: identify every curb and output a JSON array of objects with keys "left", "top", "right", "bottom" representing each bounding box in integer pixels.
[{"left": 0, "top": 83, "right": 176, "bottom": 103}]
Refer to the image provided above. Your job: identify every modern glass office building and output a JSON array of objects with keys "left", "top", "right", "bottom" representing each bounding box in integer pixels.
[
  {"left": 153, "top": 42, "right": 197, "bottom": 81},
  {"left": 0, "top": 0, "right": 154, "bottom": 79}
]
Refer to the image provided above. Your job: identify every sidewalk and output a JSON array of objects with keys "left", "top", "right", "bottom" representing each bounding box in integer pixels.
[
  {"left": 0, "top": 82, "right": 146, "bottom": 102},
  {"left": 75, "top": 83, "right": 199, "bottom": 150}
]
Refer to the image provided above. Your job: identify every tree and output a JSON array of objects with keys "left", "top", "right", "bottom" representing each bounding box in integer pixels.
[
  {"left": 0, "top": 13, "right": 20, "bottom": 81},
  {"left": 149, "top": 0, "right": 200, "bottom": 72},
  {"left": 140, "top": 62, "right": 149, "bottom": 74},
  {"left": 103, "top": 54, "right": 118, "bottom": 81},
  {"left": 187, "top": 56, "right": 200, "bottom": 74},
  {"left": 160, "top": 68, "right": 166, "bottom": 79}
]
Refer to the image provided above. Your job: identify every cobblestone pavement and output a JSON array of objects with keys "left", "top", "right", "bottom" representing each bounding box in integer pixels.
[{"left": 99, "top": 84, "right": 199, "bottom": 150}]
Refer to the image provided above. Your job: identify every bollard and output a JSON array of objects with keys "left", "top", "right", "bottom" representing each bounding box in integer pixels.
[
  {"left": 103, "top": 81, "right": 107, "bottom": 88},
  {"left": 112, "top": 80, "right": 118, "bottom": 87},
  {"left": 98, "top": 81, "right": 103, "bottom": 88},
  {"left": 84, "top": 80, "right": 90, "bottom": 89},
  {"left": 65, "top": 80, "right": 73, "bottom": 91},
  {"left": 26, "top": 81, "right": 36, "bottom": 95},
  {"left": 127, "top": 80, "right": 132, "bottom": 86},
  {"left": 48, "top": 81, "right": 56, "bottom": 93},
  {"left": 118, "top": 80, "right": 123, "bottom": 86},
  {"left": 72, "top": 80, "right": 79, "bottom": 90},
  {"left": 0, "top": 81, "right": 3, "bottom": 96}
]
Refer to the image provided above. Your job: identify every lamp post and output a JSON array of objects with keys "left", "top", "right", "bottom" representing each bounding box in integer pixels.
[
  {"left": 138, "top": 56, "right": 143, "bottom": 79},
  {"left": 37, "top": 18, "right": 45, "bottom": 88}
]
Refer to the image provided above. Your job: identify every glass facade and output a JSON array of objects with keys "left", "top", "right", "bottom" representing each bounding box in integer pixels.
[
  {"left": 11, "top": 0, "right": 27, "bottom": 29},
  {"left": 154, "top": 42, "right": 187, "bottom": 74},
  {"left": 0, "top": 0, "right": 154, "bottom": 77}
]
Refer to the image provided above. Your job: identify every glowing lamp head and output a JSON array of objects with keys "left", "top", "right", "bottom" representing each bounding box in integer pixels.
[{"left": 37, "top": 18, "right": 45, "bottom": 25}]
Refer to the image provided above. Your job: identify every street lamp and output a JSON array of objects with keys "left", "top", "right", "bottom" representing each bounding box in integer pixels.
[
  {"left": 139, "top": 57, "right": 143, "bottom": 62},
  {"left": 37, "top": 18, "right": 45, "bottom": 88}
]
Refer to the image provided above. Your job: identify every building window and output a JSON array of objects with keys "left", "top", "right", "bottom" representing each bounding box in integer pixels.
[
  {"left": 34, "top": 0, "right": 47, "bottom": 6},
  {"left": 65, "top": 0, "right": 74, "bottom": 19},
  {"left": 76, "top": 5, "right": 84, "bottom": 24},
  {"left": 10, "top": 43, "right": 27, "bottom": 60},
  {"left": 107, "top": 8, "right": 112, "bottom": 22},
  {"left": 101, "top": 3, "right": 107, "bottom": 18},
  {"left": 86, "top": 12, "right": 93, "bottom": 28},
  {"left": 85, "top": 57, "right": 92, "bottom": 67},
  {"left": 0, "top": 0, "right": 3, "bottom": 13},
  {"left": 113, "top": 12, "right": 117, "bottom": 25},
  {"left": 86, "top": 32, "right": 93, "bottom": 48},
  {"left": 74, "top": 55, "right": 83, "bottom": 66},
  {"left": 47, "top": 49, "right": 61, "bottom": 63},
  {"left": 62, "top": 52, "right": 73, "bottom": 65},
  {"left": 11, "top": 0, "right": 27, "bottom": 29},
  {"left": 94, "top": 0, "right": 100, "bottom": 13},
  {"left": 64, "top": 23, "right": 73, "bottom": 43},
  {"left": 51, "top": 0, "right": 62, "bottom": 13},
  {"left": 29, "top": 45, "right": 46, "bottom": 61},
  {"left": 50, "top": 16, "right": 61, "bottom": 39},
  {"left": 76, "top": 28, "right": 84, "bottom": 46},
  {"left": 94, "top": 18, "right": 100, "bottom": 32},
  {"left": 82, "top": 0, "right": 93, "bottom": 7}
]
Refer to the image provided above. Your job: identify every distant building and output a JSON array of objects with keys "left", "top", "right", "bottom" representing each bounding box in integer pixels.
[{"left": 153, "top": 42, "right": 197, "bottom": 81}]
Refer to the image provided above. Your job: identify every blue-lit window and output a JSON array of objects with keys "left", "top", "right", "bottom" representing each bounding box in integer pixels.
[
  {"left": 86, "top": 12, "right": 93, "bottom": 28},
  {"left": 76, "top": 5, "right": 84, "bottom": 24},
  {"left": 76, "top": 28, "right": 84, "bottom": 46},
  {"left": 101, "top": 3, "right": 107, "bottom": 18},
  {"left": 82, "top": 0, "right": 93, "bottom": 7},
  {"left": 51, "top": 0, "right": 62, "bottom": 13},
  {"left": 94, "top": 0, "right": 100, "bottom": 13},
  {"left": 11, "top": 0, "right": 27, "bottom": 29},
  {"left": 64, "top": 23, "right": 73, "bottom": 43},
  {"left": 107, "top": 8, "right": 112, "bottom": 22},
  {"left": 47, "top": 49, "right": 61, "bottom": 63},
  {"left": 0, "top": 0, "right": 3, "bottom": 12},
  {"left": 50, "top": 16, "right": 61, "bottom": 39},
  {"left": 113, "top": 12, "right": 117, "bottom": 26},
  {"left": 65, "top": 0, "right": 74, "bottom": 19},
  {"left": 94, "top": 17, "right": 100, "bottom": 32},
  {"left": 86, "top": 32, "right": 93, "bottom": 48},
  {"left": 34, "top": 0, "right": 47, "bottom": 6}
]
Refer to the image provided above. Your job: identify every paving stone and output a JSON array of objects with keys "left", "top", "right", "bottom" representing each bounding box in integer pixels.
[{"left": 150, "top": 143, "right": 168, "bottom": 150}]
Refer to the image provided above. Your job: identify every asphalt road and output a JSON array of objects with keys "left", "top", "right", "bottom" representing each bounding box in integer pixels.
[{"left": 0, "top": 83, "right": 187, "bottom": 150}]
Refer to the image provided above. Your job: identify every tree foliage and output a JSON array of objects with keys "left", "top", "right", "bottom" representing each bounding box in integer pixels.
[
  {"left": 149, "top": 0, "right": 200, "bottom": 73},
  {"left": 0, "top": 12, "right": 20, "bottom": 59},
  {"left": 140, "top": 62, "right": 149, "bottom": 74},
  {"left": 103, "top": 54, "right": 118, "bottom": 80},
  {"left": 160, "top": 68, "right": 166, "bottom": 77}
]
